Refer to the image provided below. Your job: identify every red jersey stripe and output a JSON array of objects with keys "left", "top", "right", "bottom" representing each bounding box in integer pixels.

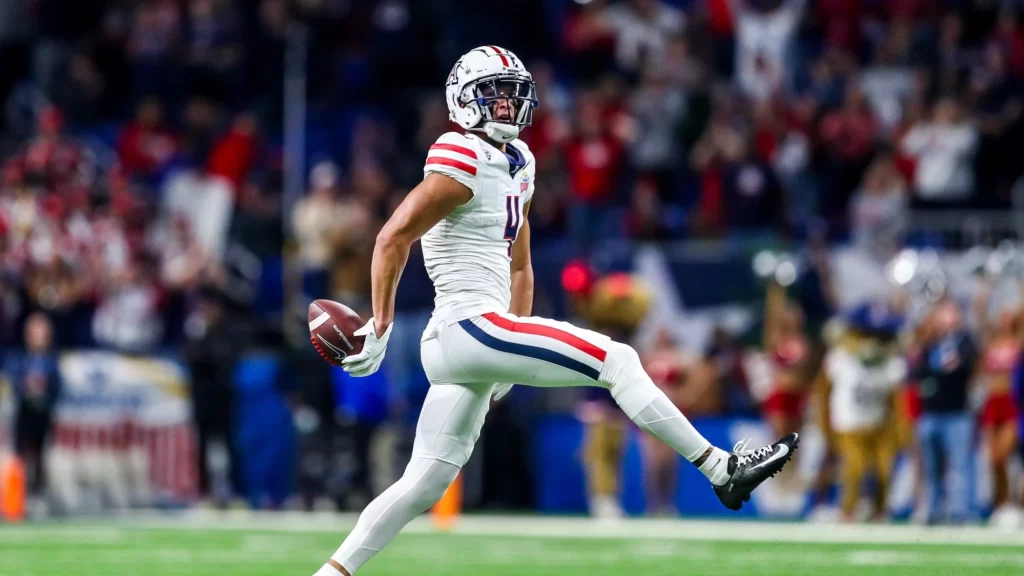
[
  {"left": 430, "top": 143, "right": 477, "bottom": 159},
  {"left": 426, "top": 156, "right": 477, "bottom": 176},
  {"left": 488, "top": 45, "right": 510, "bottom": 67},
  {"left": 481, "top": 312, "right": 607, "bottom": 362}
]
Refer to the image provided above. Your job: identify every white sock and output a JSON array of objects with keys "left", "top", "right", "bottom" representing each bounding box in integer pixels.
[
  {"left": 697, "top": 447, "right": 732, "bottom": 486},
  {"left": 313, "top": 564, "right": 344, "bottom": 576}
]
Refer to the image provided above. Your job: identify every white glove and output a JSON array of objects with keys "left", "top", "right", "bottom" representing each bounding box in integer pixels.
[{"left": 342, "top": 318, "right": 393, "bottom": 377}]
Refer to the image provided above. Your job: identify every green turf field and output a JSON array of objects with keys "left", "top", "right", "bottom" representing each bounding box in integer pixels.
[{"left": 2, "top": 514, "right": 1022, "bottom": 576}]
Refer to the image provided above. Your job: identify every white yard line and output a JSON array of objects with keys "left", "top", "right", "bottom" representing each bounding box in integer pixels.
[
  {"left": 4, "top": 541, "right": 1019, "bottom": 571},
  {"left": 10, "top": 511, "right": 1024, "bottom": 548},
  {"left": 845, "top": 550, "right": 1024, "bottom": 567}
]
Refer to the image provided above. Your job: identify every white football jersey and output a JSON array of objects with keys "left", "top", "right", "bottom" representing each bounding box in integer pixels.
[
  {"left": 824, "top": 348, "right": 907, "bottom": 432},
  {"left": 420, "top": 131, "right": 535, "bottom": 323}
]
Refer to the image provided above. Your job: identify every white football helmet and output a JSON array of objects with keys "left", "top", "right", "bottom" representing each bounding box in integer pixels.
[{"left": 445, "top": 46, "right": 539, "bottom": 143}]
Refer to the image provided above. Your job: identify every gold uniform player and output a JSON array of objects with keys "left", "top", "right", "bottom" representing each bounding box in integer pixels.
[{"left": 313, "top": 46, "right": 800, "bottom": 576}]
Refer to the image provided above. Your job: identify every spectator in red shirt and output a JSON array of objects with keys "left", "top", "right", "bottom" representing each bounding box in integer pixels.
[
  {"left": 22, "top": 107, "right": 83, "bottom": 188},
  {"left": 994, "top": 9, "right": 1024, "bottom": 78},
  {"left": 819, "top": 83, "right": 879, "bottom": 223},
  {"left": 564, "top": 95, "right": 624, "bottom": 247},
  {"left": 706, "top": 0, "right": 735, "bottom": 77},
  {"left": 117, "top": 97, "right": 177, "bottom": 180},
  {"left": 207, "top": 112, "right": 258, "bottom": 192},
  {"left": 821, "top": 84, "right": 878, "bottom": 166},
  {"left": 690, "top": 101, "right": 746, "bottom": 236},
  {"left": 752, "top": 100, "right": 783, "bottom": 163},
  {"left": 563, "top": 0, "right": 616, "bottom": 82},
  {"left": 816, "top": 0, "right": 864, "bottom": 54}
]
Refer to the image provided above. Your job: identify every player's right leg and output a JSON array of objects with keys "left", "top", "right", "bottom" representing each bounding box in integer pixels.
[
  {"left": 314, "top": 381, "right": 495, "bottom": 576},
  {"left": 427, "top": 312, "right": 798, "bottom": 511}
]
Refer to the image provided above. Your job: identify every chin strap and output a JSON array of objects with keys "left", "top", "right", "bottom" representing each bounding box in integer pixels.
[{"left": 482, "top": 122, "right": 520, "bottom": 143}]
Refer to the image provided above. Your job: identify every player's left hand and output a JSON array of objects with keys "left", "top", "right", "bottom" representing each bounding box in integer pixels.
[{"left": 342, "top": 318, "right": 393, "bottom": 377}]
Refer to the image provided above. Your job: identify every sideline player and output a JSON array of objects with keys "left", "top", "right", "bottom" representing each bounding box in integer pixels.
[{"left": 313, "top": 46, "right": 799, "bottom": 576}]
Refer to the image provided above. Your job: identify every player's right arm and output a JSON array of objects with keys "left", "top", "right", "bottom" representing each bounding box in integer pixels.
[{"left": 369, "top": 172, "right": 473, "bottom": 336}]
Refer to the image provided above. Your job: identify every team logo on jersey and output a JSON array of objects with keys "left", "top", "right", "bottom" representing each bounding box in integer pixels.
[{"left": 484, "top": 149, "right": 491, "bottom": 161}]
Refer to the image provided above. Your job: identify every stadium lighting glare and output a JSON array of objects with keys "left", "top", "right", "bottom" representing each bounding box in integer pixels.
[
  {"left": 752, "top": 251, "right": 778, "bottom": 279},
  {"left": 891, "top": 258, "right": 915, "bottom": 286},
  {"left": 774, "top": 261, "right": 797, "bottom": 287}
]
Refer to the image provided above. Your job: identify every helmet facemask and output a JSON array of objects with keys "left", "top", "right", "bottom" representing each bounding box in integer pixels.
[{"left": 465, "top": 75, "right": 539, "bottom": 143}]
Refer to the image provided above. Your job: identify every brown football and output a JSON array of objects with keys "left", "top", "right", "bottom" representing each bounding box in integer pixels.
[{"left": 308, "top": 299, "right": 365, "bottom": 366}]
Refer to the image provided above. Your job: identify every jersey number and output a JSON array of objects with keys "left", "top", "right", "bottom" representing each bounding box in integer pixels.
[
  {"left": 852, "top": 381, "right": 884, "bottom": 408},
  {"left": 504, "top": 194, "right": 523, "bottom": 256}
]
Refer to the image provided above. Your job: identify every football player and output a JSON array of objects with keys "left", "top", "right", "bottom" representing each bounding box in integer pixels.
[{"left": 313, "top": 47, "right": 799, "bottom": 576}]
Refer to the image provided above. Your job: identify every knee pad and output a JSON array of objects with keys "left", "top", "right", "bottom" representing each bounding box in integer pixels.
[
  {"left": 599, "top": 342, "right": 661, "bottom": 418},
  {"left": 603, "top": 342, "right": 643, "bottom": 378},
  {"left": 403, "top": 457, "right": 460, "bottom": 511}
]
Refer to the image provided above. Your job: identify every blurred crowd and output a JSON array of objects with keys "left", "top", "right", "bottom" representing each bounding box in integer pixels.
[
  {"left": 304, "top": 0, "right": 1024, "bottom": 276},
  {"left": 0, "top": 0, "right": 300, "bottom": 511},
  {"left": 0, "top": 0, "right": 300, "bottom": 354}
]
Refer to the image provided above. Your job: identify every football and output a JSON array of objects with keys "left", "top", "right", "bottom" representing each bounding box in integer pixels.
[{"left": 308, "top": 299, "right": 365, "bottom": 366}]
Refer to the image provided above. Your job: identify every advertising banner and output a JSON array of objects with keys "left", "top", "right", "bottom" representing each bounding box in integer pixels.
[{"left": 47, "top": 351, "right": 197, "bottom": 511}]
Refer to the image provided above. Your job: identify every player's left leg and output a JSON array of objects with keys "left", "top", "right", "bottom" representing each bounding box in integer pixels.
[{"left": 432, "top": 311, "right": 798, "bottom": 510}]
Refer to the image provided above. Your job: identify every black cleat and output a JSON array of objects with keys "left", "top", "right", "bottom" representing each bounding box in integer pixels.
[{"left": 714, "top": 433, "right": 799, "bottom": 511}]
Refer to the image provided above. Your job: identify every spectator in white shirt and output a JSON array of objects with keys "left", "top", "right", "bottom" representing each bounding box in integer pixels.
[
  {"left": 291, "top": 161, "right": 346, "bottom": 299},
  {"left": 732, "top": 0, "right": 807, "bottom": 103},
  {"left": 901, "top": 98, "right": 979, "bottom": 205},
  {"left": 626, "top": 64, "right": 686, "bottom": 188},
  {"left": 849, "top": 154, "right": 908, "bottom": 258},
  {"left": 604, "top": 0, "right": 685, "bottom": 76}
]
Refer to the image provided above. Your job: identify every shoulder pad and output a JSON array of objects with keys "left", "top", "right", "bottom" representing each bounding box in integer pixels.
[{"left": 425, "top": 132, "right": 479, "bottom": 179}]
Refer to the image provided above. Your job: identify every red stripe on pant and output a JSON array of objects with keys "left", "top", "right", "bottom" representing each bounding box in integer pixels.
[{"left": 481, "top": 312, "right": 607, "bottom": 362}]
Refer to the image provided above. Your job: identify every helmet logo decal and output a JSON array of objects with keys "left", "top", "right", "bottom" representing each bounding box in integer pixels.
[{"left": 446, "top": 59, "right": 462, "bottom": 87}]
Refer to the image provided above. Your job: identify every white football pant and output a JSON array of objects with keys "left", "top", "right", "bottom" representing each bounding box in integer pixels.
[{"left": 328, "top": 311, "right": 715, "bottom": 574}]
